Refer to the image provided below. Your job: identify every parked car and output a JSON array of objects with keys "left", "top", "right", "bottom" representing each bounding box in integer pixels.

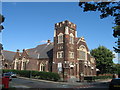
[
  {"left": 109, "top": 78, "right": 120, "bottom": 90},
  {"left": 7, "top": 72, "right": 17, "bottom": 78},
  {"left": 2, "top": 73, "right": 12, "bottom": 81}
]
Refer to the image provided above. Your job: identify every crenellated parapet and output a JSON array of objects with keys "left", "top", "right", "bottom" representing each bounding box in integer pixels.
[{"left": 55, "top": 20, "right": 76, "bottom": 30}]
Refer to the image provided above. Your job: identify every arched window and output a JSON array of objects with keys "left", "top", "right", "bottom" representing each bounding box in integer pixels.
[
  {"left": 58, "top": 33, "right": 63, "bottom": 44},
  {"left": 21, "top": 57, "right": 27, "bottom": 70},
  {"left": 78, "top": 45, "right": 87, "bottom": 60},
  {"left": 40, "top": 63, "right": 45, "bottom": 71},
  {"left": 69, "top": 33, "right": 74, "bottom": 44},
  {"left": 14, "top": 59, "right": 18, "bottom": 70},
  {"left": 23, "top": 62, "right": 27, "bottom": 70}
]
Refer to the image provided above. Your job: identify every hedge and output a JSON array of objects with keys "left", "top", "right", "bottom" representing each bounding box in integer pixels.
[
  {"left": 2, "top": 69, "right": 60, "bottom": 81},
  {"left": 84, "top": 75, "right": 112, "bottom": 82},
  {"left": 93, "top": 76, "right": 112, "bottom": 80}
]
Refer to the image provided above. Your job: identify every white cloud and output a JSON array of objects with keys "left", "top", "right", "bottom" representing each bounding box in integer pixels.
[
  {"left": 37, "top": 40, "right": 47, "bottom": 44},
  {"left": 113, "top": 52, "right": 118, "bottom": 64}
]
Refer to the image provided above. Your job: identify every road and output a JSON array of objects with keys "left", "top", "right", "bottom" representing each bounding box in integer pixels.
[{"left": 9, "top": 77, "right": 110, "bottom": 90}]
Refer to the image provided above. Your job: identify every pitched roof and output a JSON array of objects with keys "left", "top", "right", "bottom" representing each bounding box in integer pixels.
[
  {"left": 27, "top": 51, "right": 38, "bottom": 59},
  {"left": 26, "top": 43, "right": 53, "bottom": 59},
  {"left": 2, "top": 50, "right": 16, "bottom": 61}
]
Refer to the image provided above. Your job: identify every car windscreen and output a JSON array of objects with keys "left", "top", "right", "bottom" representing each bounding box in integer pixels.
[{"left": 4, "top": 74, "right": 11, "bottom": 76}]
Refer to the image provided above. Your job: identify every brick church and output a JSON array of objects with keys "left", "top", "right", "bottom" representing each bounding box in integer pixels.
[{"left": 2, "top": 20, "right": 96, "bottom": 81}]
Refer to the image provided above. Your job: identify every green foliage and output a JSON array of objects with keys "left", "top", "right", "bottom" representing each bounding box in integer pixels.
[
  {"left": 112, "top": 64, "right": 120, "bottom": 74},
  {"left": 91, "top": 46, "right": 114, "bottom": 74},
  {"left": 93, "top": 75, "right": 112, "bottom": 80},
  {"left": 0, "top": 14, "right": 5, "bottom": 23},
  {"left": 0, "top": 14, "right": 5, "bottom": 32},
  {"left": 2, "top": 69, "right": 60, "bottom": 81},
  {"left": 113, "top": 25, "right": 120, "bottom": 31},
  {"left": 79, "top": 2, "right": 120, "bottom": 52},
  {"left": 79, "top": 2, "right": 119, "bottom": 20},
  {"left": 84, "top": 75, "right": 112, "bottom": 82}
]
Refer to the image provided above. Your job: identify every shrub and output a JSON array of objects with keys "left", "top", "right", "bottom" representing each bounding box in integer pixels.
[
  {"left": 93, "top": 76, "right": 112, "bottom": 80},
  {"left": 2, "top": 69, "right": 60, "bottom": 81}
]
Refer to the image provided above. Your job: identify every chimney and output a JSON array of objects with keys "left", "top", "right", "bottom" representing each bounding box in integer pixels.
[
  {"left": 23, "top": 49, "right": 25, "bottom": 52},
  {"left": 47, "top": 40, "right": 51, "bottom": 43},
  {"left": 17, "top": 49, "right": 19, "bottom": 52}
]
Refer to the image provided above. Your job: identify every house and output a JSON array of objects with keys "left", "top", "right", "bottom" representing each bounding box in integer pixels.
[{"left": 2, "top": 20, "right": 96, "bottom": 81}]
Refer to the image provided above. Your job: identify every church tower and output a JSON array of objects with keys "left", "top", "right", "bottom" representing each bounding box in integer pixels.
[{"left": 52, "top": 20, "right": 77, "bottom": 81}]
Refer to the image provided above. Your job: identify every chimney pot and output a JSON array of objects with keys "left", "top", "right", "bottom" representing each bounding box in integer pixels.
[
  {"left": 17, "top": 49, "right": 19, "bottom": 52},
  {"left": 47, "top": 40, "right": 51, "bottom": 43}
]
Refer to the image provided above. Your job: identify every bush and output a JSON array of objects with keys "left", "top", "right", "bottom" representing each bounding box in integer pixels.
[
  {"left": 93, "top": 76, "right": 112, "bottom": 80},
  {"left": 84, "top": 75, "right": 112, "bottom": 82},
  {"left": 2, "top": 69, "right": 60, "bottom": 81}
]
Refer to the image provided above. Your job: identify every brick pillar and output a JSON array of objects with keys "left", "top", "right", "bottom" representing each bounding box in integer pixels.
[{"left": 79, "top": 60, "right": 84, "bottom": 82}]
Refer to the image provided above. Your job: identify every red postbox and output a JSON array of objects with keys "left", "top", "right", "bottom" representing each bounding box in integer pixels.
[{"left": 2, "top": 76, "right": 9, "bottom": 88}]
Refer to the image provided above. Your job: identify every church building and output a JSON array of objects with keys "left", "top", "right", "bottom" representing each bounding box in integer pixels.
[{"left": 2, "top": 20, "right": 96, "bottom": 81}]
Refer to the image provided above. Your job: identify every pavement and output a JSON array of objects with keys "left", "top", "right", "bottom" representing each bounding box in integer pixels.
[
  {"left": 9, "top": 81, "right": 30, "bottom": 88},
  {"left": 2, "top": 76, "right": 112, "bottom": 88},
  {"left": 17, "top": 76, "right": 112, "bottom": 86}
]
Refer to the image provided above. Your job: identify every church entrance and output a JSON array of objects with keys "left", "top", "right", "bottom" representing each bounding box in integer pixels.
[
  {"left": 70, "top": 67, "right": 74, "bottom": 77},
  {"left": 68, "top": 67, "right": 77, "bottom": 83}
]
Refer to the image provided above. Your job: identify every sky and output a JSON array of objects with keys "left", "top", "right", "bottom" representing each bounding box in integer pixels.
[{"left": 1, "top": 2, "right": 118, "bottom": 63}]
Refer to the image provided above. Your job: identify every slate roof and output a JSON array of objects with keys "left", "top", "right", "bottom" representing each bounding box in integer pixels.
[
  {"left": 27, "top": 52, "right": 38, "bottom": 59},
  {"left": 26, "top": 43, "right": 53, "bottom": 59},
  {"left": 2, "top": 50, "right": 16, "bottom": 61}
]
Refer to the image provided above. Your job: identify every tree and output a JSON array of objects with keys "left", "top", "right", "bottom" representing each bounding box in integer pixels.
[
  {"left": 79, "top": 1, "right": 120, "bottom": 52},
  {"left": 91, "top": 46, "right": 114, "bottom": 74},
  {"left": 0, "top": 14, "right": 5, "bottom": 32},
  {"left": 0, "top": 14, "right": 5, "bottom": 55},
  {"left": 112, "top": 63, "right": 120, "bottom": 74}
]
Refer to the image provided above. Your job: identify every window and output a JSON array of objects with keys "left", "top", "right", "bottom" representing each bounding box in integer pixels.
[
  {"left": 58, "top": 33, "right": 63, "bottom": 44},
  {"left": 77, "top": 45, "right": 87, "bottom": 60},
  {"left": 58, "top": 46, "right": 63, "bottom": 50},
  {"left": 57, "top": 51, "right": 64, "bottom": 58},
  {"left": 70, "top": 33, "right": 74, "bottom": 44},
  {"left": 40, "top": 63, "right": 45, "bottom": 71},
  {"left": 21, "top": 58, "right": 28, "bottom": 70},
  {"left": 58, "top": 63, "right": 62, "bottom": 73},
  {"left": 23, "top": 62, "right": 27, "bottom": 70},
  {"left": 14, "top": 59, "right": 19, "bottom": 70},
  {"left": 69, "top": 51, "right": 74, "bottom": 58},
  {"left": 79, "top": 51, "right": 86, "bottom": 60}
]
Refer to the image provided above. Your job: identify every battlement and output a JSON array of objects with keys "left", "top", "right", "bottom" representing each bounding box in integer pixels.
[{"left": 55, "top": 20, "right": 76, "bottom": 30}]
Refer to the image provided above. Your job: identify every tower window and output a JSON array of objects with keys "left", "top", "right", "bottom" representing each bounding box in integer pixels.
[
  {"left": 58, "top": 33, "right": 63, "bottom": 44},
  {"left": 57, "top": 51, "right": 64, "bottom": 58},
  {"left": 69, "top": 51, "right": 74, "bottom": 58},
  {"left": 69, "top": 33, "right": 74, "bottom": 44}
]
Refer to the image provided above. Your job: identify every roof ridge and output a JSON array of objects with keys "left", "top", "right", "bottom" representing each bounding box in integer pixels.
[
  {"left": 26, "top": 48, "right": 35, "bottom": 50},
  {"left": 3, "top": 50, "right": 16, "bottom": 53},
  {"left": 25, "top": 42, "right": 54, "bottom": 51},
  {"left": 37, "top": 43, "right": 47, "bottom": 46},
  {"left": 38, "top": 42, "right": 54, "bottom": 46}
]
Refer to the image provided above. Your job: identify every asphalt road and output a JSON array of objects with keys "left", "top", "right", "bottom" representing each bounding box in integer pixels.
[{"left": 9, "top": 77, "right": 110, "bottom": 90}]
